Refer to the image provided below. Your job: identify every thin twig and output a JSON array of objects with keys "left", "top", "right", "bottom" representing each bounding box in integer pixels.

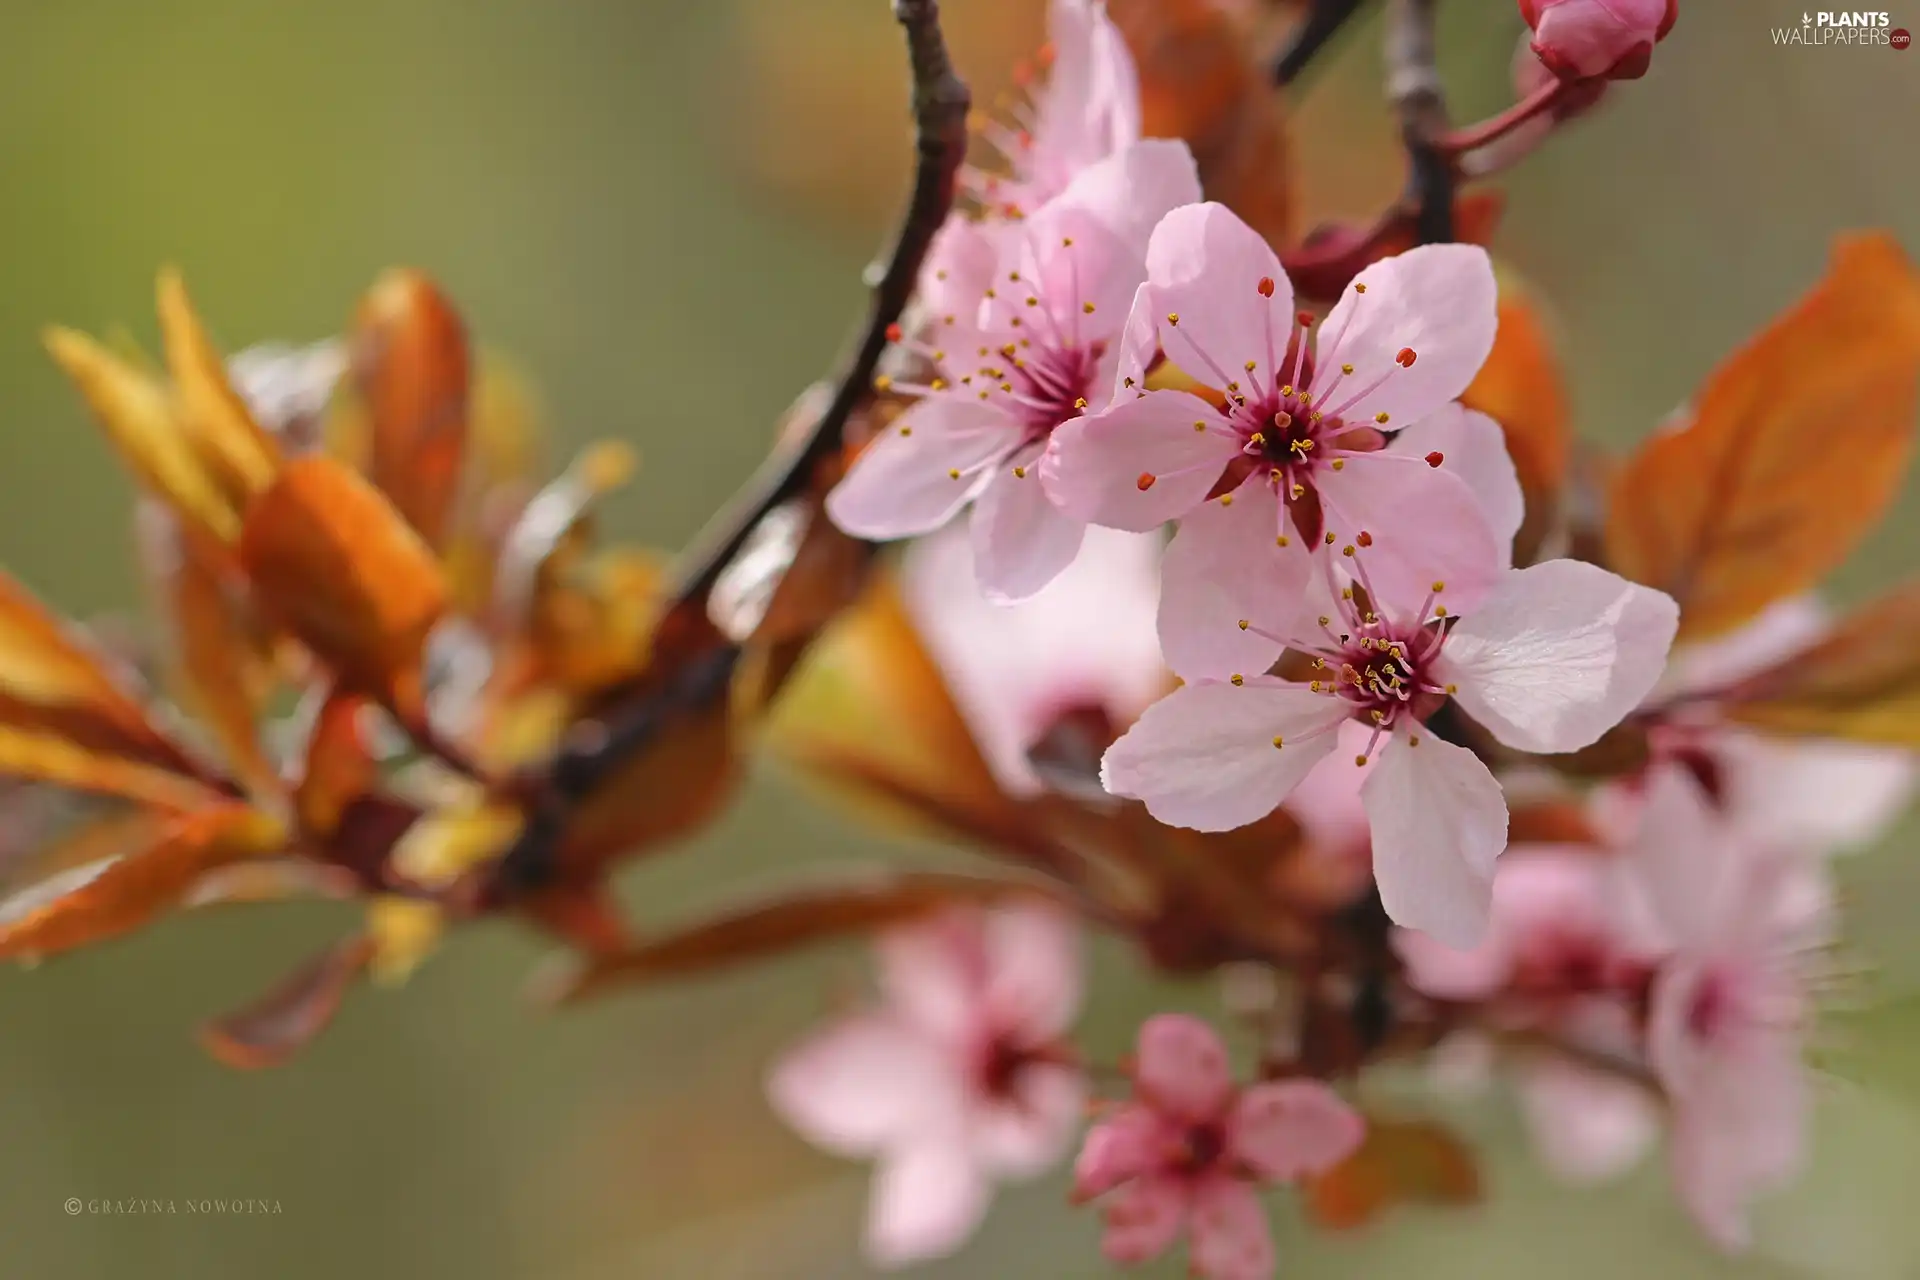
[
  {"left": 1272, "top": 0, "right": 1371, "bottom": 87},
  {"left": 480, "top": 0, "right": 971, "bottom": 899},
  {"left": 1383, "top": 0, "right": 1454, "bottom": 244}
]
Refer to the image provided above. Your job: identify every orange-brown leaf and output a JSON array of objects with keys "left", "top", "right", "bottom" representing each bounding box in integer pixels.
[
  {"left": 199, "top": 934, "right": 375, "bottom": 1069},
  {"left": 1461, "top": 283, "right": 1571, "bottom": 562},
  {"left": 1723, "top": 578, "right": 1920, "bottom": 744},
  {"left": 237, "top": 455, "right": 449, "bottom": 727},
  {"left": 1302, "top": 1115, "right": 1482, "bottom": 1231},
  {"left": 1111, "top": 0, "right": 1293, "bottom": 247},
  {"left": 0, "top": 805, "right": 286, "bottom": 961},
  {"left": 556, "top": 691, "right": 739, "bottom": 874},
  {"left": 295, "top": 689, "right": 376, "bottom": 838},
  {"left": 136, "top": 502, "right": 283, "bottom": 801},
  {"left": 352, "top": 269, "right": 471, "bottom": 550},
  {"left": 537, "top": 869, "right": 1059, "bottom": 1005},
  {"left": 0, "top": 727, "right": 223, "bottom": 811},
  {"left": 155, "top": 268, "right": 281, "bottom": 507},
  {"left": 0, "top": 569, "right": 210, "bottom": 783},
  {"left": 1605, "top": 234, "right": 1920, "bottom": 640},
  {"left": 44, "top": 326, "right": 241, "bottom": 543}
]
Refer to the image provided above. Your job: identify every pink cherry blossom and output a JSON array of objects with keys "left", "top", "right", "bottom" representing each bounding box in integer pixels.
[
  {"left": 767, "top": 902, "right": 1086, "bottom": 1266},
  {"left": 1102, "top": 553, "right": 1678, "bottom": 946},
  {"left": 826, "top": 144, "right": 1200, "bottom": 602},
  {"left": 1043, "top": 202, "right": 1514, "bottom": 678},
  {"left": 967, "top": 0, "right": 1142, "bottom": 221},
  {"left": 1519, "top": 0, "right": 1678, "bottom": 82},
  {"left": 1605, "top": 596, "right": 1916, "bottom": 857},
  {"left": 902, "top": 521, "right": 1166, "bottom": 796},
  {"left": 1621, "top": 766, "right": 1827, "bottom": 1252},
  {"left": 1396, "top": 850, "right": 1662, "bottom": 1183},
  {"left": 1073, "top": 1014, "right": 1363, "bottom": 1279}
]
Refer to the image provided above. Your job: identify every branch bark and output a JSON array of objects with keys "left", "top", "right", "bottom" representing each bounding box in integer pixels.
[
  {"left": 1384, "top": 0, "right": 1454, "bottom": 244},
  {"left": 1272, "top": 0, "right": 1371, "bottom": 87}
]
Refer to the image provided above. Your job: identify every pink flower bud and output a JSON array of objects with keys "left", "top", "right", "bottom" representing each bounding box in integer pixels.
[{"left": 1518, "top": 0, "right": 1678, "bottom": 81}]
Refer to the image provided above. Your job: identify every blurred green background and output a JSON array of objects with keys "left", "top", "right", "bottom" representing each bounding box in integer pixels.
[{"left": 4, "top": 1, "right": 1920, "bottom": 1276}]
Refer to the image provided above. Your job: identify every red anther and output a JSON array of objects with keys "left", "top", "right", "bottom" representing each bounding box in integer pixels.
[
  {"left": 1396, "top": 347, "right": 1419, "bottom": 367},
  {"left": 1297, "top": 310, "right": 1315, "bottom": 327},
  {"left": 1425, "top": 451, "right": 1445, "bottom": 468},
  {"left": 1136, "top": 472, "right": 1158, "bottom": 491},
  {"left": 1357, "top": 530, "right": 1374, "bottom": 547},
  {"left": 885, "top": 323, "right": 903, "bottom": 344},
  {"left": 1257, "top": 277, "right": 1276, "bottom": 298}
]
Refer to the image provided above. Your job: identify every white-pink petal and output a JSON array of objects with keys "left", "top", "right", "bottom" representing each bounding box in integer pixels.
[
  {"left": 1434, "top": 559, "right": 1679, "bottom": 755},
  {"left": 1042, "top": 389, "right": 1234, "bottom": 531},
  {"left": 1145, "top": 202, "right": 1292, "bottom": 391},
  {"left": 1228, "top": 1080, "right": 1366, "bottom": 1182},
  {"left": 1387, "top": 404, "right": 1524, "bottom": 565},
  {"left": 1185, "top": 1175, "right": 1277, "bottom": 1280},
  {"left": 826, "top": 398, "right": 1016, "bottom": 540},
  {"left": 1363, "top": 731, "right": 1509, "bottom": 948},
  {"left": 767, "top": 1013, "right": 957, "bottom": 1158},
  {"left": 1053, "top": 138, "right": 1203, "bottom": 259},
  {"left": 974, "top": 1061, "right": 1088, "bottom": 1179},
  {"left": 1517, "top": 1059, "right": 1659, "bottom": 1184},
  {"left": 1102, "top": 680, "right": 1344, "bottom": 832},
  {"left": 983, "top": 900, "right": 1084, "bottom": 1043},
  {"left": 1313, "top": 452, "right": 1504, "bottom": 615},
  {"left": 1156, "top": 482, "right": 1312, "bottom": 681},
  {"left": 865, "top": 1137, "right": 992, "bottom": 1266},
  {"left": 1314, "top": 243, "right": 1498, "bottom": 428},
  {"left": 968, "top": 450, "right": 1087, "bottom": 603},
  {"left": 1100, "top": 1174, "right": 1190, "bottom": 1264}
]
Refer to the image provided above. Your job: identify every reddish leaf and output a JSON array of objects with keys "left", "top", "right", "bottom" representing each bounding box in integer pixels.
[
  {"left": 1723, "top": 578, "right": 1920, "bottom": 744},
  {"left": 237, "top": 455, "right": 449, "bottom": 730},
  {"left": 295, "top": 689, "right": 376, "bottom": 838},
  {"left": 199, "top": 934, "right": 376, "bottom": 1069},
  {"left": 535, "top": 869, "right": 1059, "bottom": 1005},
  {"left": 155, "top": 268, "right": 282, "bottom": 509},
  {"left": 1605, "top": 234, "right": 1920, "bottom": 640},
  {"left": 351, "top": 269, "right": 472, "bottom": 549},
  {"left": 1303, "top": 1115, "right": 1482, "bottom": 1231},
  {"left": 0, "top": 806, "right": 286, "bottom": 961}
]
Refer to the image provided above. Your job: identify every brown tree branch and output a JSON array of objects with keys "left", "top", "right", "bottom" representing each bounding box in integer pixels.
[
  {"left": 480, "top": 0, "right": 971, "bottom": 900},
  {"left": 1384, "top": 0, "right": 1453, "bottom": 245},
  {"left": 1272, "top": 0, "right": 1372, "bottom": 87}
]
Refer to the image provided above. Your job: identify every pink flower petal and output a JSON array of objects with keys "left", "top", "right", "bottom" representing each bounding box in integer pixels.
[
  {"left": 1033, "top": 0, "right": 1140, "bottom": 183},
  {"left": 1100, "top": 1174, "right": 1190, "bottom": 1265},
  {"left": 1433, "top": 559, "right": 1679, "bottom": 755},
  {"left": 1101, "top": 680, "right": 1345, "bottom": 831},
  {"left": 1053, "top": 138, "right": 1203, "bottom": 259},
  {"left": 1659, "top": 595, "right": 1827, "bottom": 696},
  {"left": 865, "top": 1138, "right": 992, "bottom": 1266},
  {"left": 919, "top": 216, "right": 1001, "bottom": 343},
  {"left": 1718, "top": 732, "right": 1916, "bottom": 855},
  {"left": 1285, "top": 721, "right": 1377, "bottom": 856},
  {"left": 1042, "top": 388, "right": 1234, "bottom": 531},
  {"left": 1362, "top": 731, "right": 1509, "bottom": 948},
  {"left": 1105, "top": 281, "right": 1160, "bottom": 406},
  {"left": 1075, "top": 1104, "right": 1175, "bottom": 1201},
  {"left": 901, "top": 522, "right": 1164, "bottom": 797},
  {"left": 877, "top": 911, "right": 988, "bottom": 1047},
  {"left": 1145, "top": 202, "right": 1292, "bottom": 392},
  {"left": 1186, "top": 1174, "right": 1277, "bottom": 1280},
  {"left": 1228, "top": 1080, "right": 1366, "bottom": 1182},
  {"left": 1387, "top": 404, "right": 1523, "bottom": 566},
  {"left": 999, "top": 204, "right": 1141, "bottom": 342},
  {"left": 1619, "top": 766, "right": 1736, "bottom": 950},
  {"left": 1313, "top": 452, "right": 1504, "bottom": 615},
  {"left": 975, "top": 1060, "right": 1088, "bottom": 1178},
  {"left": 767, "top": 1013, "right": 957, "bottom": 1157},
  {"left": 1313, "top": 243, "right": 1497, "bottom": 429},
  {"left": 1135, "top": 1013, "right": 1236, "bottom": 1122},
  {"left": 1156, "top": 481, "right": 1313, "bottom": 680},
  {"left": 1665, "top": 1033, "right": 1807, "bottom": 1253},
  {"left": 1395, "top": 848, "right": 1617, "bottom": 999},
  {"left": 826, "top": 398, "right": 1017, "bottom": 540},
  {"left": 968, "top": 449, "right": 1087, "bottom": 603},
  {"left": 1517, "top": 1059, "right": 1659, "bottom": 1184},
  {"left": 984, "top": 900, "right": 1084, "bottom": 1043}
]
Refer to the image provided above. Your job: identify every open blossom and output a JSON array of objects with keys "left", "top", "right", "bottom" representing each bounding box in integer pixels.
[
  {"left": 1073, "top": 1015, "right": 1363, "bottom": 1280},
  {"left": 902, "top": 521, "right": 1166, "bottom": 795},
  {"left": 1520, "top": 0, "right": 1678, "bottom": 82},
  {"left": 968, "top": 0, "right": 1142, "bottom": 221},
  {"left": 1103, "top": 554, "right": 1677, "bottom": 946},
  {"left": 1622, "top": 766, "right": 1828, "bottom": 1252},
  {"left": 827, "top": 143, "right": 1200, "bottom": 601},
  {"left": 1397, "top": 851, "right": 1663, "bottom": 1183},
  {"left": 1043, "top": 202, "right": 1513, "bottom": 678},
  {"left": 1608, "top": 596, "right": 1915, "bottom": 856},
  {"left": 766, "top": 902, "right": 1085, "bottom": 1266}
]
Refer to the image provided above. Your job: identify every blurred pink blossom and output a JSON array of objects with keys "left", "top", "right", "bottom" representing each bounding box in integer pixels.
[
  {"left": 767, "top": 902, "right": 1086, "bottom": 1266},
  {"left": 1074, "top": 1014, "right": 1363, "bottom": 1279},
  {"left": 1519, "top": 0, "right": 1678, "bottom": 81}
]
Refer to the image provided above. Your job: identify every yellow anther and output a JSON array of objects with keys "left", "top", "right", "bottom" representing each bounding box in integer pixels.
[
  {"left": 1355, "top": 282, "right": 1368, "bottom": 293},
  {"left": 1227, "top": 381, "right": 1240, "bottom": 393},
  {"left": 1272, "top": 736, "right": 1286, "bottom": 749},
  {"left": 1013, "top": 465, "right": 1028, "bottom": 478},
  {"left": 1431, "top": 580, "right": 1446, "bottom": 593},
  {"left": 1237, "top": 619, "right": 1251, "bottom": 631},
  {"left": 1083, "top": 301, "right": 1096, "bottom": 314},
  {"left": 1290, "top": 483, "right": 1306, "bottom": 499},
  {"left": 1074, "top": 397, "right": 1088, "bottom": 409},
  {"left": 1244, "top": 360, "right": 1257, "bottom": 373},
  {"left": 1354, "top": 754, "right": 1369, "bottom": 767},
  {"left": 1230, "top": 674, "right": 1245, "bottom": 686},
  {"left": 1166, "top": 312, "right": 1181, "bottom": 325},
  {"left": 1375, "top": 412, "right": 1390, "bottom": 424},
  {"left": 948, "top": 468, "right": 962, "bottom": 479},
  {"left": 1330, "top": 459, "right": 1345, "bottom": 471},
  {"left": 1341, "top": 545, "right": 1356, "bottom": 558},
  {"left": 930, "top": 377, "right": 948, "bottom": 391},
  {"left": 1445, "top": 683, "right": 1459, "bottom": 694},
  {"left": 1279, "top": 385, "right": 1293, "bottom": 397},
  {"left": 1341, "top": 363, "right": 1354, "bottom": 375},
  {"left": 1193, "top": 420, "right": 1207, "bottom": 432},
  {"left": 899, "top": 426, "right": 912, "bottom": 437},
  {"left": 1409, "top": 735, "right": 1421, "bottom": 746},
  {"left": 1317, "top": 615, "right": 1331, "bottom": 627},
  {"left": 1435, "top": 605, "right": 1449, "bottom": 618},
  {"left": 1219, "top": 494, "right": 1234, "bottom": 506},
  {"left": 1276, "top": 534, "right": 1290, "bottom": 547},
  {"left": 874, "top": 374, "right": 893, "bottom": 392}
]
